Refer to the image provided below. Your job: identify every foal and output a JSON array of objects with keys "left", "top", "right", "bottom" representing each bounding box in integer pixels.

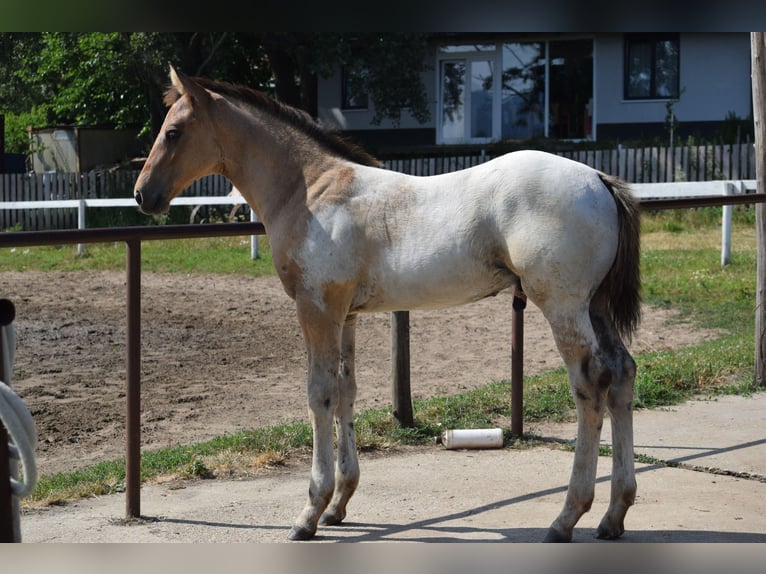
[{"left": 134, "top": 66, "right": 641, "bottom": 542}]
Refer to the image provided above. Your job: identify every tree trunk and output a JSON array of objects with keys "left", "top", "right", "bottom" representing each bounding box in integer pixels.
[{"left": 262, "top": 35, "right": 302, "bottom": 109}]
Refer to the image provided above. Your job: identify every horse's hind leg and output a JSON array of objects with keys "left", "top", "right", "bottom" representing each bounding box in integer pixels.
[
  {"left": 542, "top": 303, "right": 613, "bottom": 543},
  {"left": 320, "top": 314, "right": 360, "bottom": 526},
  {"left": 590, "top": 310, "right": 637, "bottom": 540}
]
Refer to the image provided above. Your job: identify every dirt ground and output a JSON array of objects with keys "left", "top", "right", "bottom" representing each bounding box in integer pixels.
[{"left": 0, "top": 270, "right": 719, "bottom": 476}]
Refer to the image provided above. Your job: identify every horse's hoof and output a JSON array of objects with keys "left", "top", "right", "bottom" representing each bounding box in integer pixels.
[
  {"left": 543, "top": 527, "right": 572, "bottom": 543},
  {"left": 319, "top": 512, "right": 344, "bottom": 526},
  {"left": 596, "top": 522, "right": 624, "bottom": 540},
  {"left": 287, "top": 525, "right": 316, "bottom": 541}
]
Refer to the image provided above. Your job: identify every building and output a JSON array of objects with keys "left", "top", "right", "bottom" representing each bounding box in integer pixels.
[
  {"left": 29, "top": 126, "right": 143, "bottom": 173},
  {"left": 317, "top": 33, "right": 753, "bottom": 151}
]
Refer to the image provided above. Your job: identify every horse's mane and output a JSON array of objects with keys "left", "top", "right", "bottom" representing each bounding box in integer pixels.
[{"left": 164, "top": 77, "right": 382, "bottom": 168}]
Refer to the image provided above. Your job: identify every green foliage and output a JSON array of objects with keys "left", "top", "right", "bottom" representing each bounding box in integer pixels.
[
  {"left": 0, "top": 32, "right": 434, "bottom": 159},
  {"left": 332, "top": 33, "right": 432, "bottom": 126}
]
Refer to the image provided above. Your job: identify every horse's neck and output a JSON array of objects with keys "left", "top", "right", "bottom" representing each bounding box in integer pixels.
[{"left": 220, "top": 107, "right": 333, "bottom": 228}]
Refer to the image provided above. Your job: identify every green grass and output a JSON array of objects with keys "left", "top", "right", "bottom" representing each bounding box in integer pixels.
[
  {"left": 0, "top": 235, "right": 275, "bottom": 276},
  {"left": 10, "top": 208, "right": 766, "bottom": 507}
]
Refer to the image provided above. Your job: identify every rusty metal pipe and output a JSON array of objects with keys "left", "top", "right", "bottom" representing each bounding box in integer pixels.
[
  {"left": 511, "top": 291, "right": 527, "bottom": 438},
  {"left": 0, "top": 221, "right": 266, "bottom": 248},
  {"left": 125, "top": 239, "right": 141, "bottom": 519}
]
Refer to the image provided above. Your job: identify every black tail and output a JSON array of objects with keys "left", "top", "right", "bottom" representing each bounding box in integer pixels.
[{"left": 597, "top": 173, "right": 642, "bottom": 342}]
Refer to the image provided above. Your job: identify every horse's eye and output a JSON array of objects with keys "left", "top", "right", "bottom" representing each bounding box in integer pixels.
[{"left": 166, "top": 129, "right": 180, "bottom": 142}]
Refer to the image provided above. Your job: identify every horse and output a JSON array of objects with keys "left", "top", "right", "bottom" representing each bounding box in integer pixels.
[{"left": 134, "top": 65, "right": 641, "bottom": 543}]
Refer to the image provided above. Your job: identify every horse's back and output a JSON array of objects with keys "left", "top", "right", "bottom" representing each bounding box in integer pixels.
[{"left": 339, "top": 150, "right": 621, "bottom": 313}]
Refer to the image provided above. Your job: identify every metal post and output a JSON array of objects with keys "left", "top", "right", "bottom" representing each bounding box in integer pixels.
[
  {"left": 511, "top": 289, "right": 527, "bottom": 438},
  {"left": 125, "top": 239, "right": 141, "bottom": 518},
  {"left": 391, "top": 311, "right": 413, "bottom": 427}
]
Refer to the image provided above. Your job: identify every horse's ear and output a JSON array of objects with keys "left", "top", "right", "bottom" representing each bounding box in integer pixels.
[{"left": 168, "top": 64, "right": 210, "bottom": 105}]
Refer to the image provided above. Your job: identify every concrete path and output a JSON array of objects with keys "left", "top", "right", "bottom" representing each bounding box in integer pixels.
[{"left": 19, "top": 393, "right": 766, "bottom": 543}]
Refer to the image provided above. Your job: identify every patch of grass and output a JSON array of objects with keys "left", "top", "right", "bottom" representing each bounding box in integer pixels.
[
  {"left": 640, "top": 205, "right": 755, "bottom": 234},
  {"left": 641, "top": 247, "right": 756, "bottom": 334},
  {"left": 26, "top": 422, "right": 313, "bottom": 507},
  {"left": 0, "top": 235, "right": 275, "bottom": 276}
]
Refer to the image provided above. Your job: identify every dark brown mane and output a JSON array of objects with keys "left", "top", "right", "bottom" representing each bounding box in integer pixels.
[{"left": 164, "top": 77, "right": 382, "bottom": 168}]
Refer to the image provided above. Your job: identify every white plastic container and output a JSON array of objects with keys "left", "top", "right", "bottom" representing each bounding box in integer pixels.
[{"left": 437, "top": 428, "right": 504, "bottom": 450}]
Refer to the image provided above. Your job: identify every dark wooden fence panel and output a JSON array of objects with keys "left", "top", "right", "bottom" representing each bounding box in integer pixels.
[{"left": 1, "top": 144, "right": 757, "bottom": 231}]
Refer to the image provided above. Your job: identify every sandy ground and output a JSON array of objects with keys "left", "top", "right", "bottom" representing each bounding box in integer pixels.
[{"left": 0, "top": 270, "right": 719, "bottom": 477}]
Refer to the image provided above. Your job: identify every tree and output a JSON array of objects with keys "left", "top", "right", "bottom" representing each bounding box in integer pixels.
[
  {"left": 0, "top": 33, "right": 432, "bottom": 155},
  {"left": 252, "top": 33, "right": 432, "bottom": 125}
]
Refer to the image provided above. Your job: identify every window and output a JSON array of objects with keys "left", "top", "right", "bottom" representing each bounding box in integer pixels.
[
  {"left": 624, "top": 33, "right": 680, "bottom": 100},
  {"left": 341, "top": 67, "right": 368, "bottom": 110},
  {"left": 501, "top": 42, "right": 545, "bottom": 140},
  {"left": 437, "top": 39, "right": 593, "bottom": 143}
]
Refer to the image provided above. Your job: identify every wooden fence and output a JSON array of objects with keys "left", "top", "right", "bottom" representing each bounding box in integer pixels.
[
  {"left": 0, "top": 172, "right": 232, "bottom": 231},
  {"left": 1, "top": 143, "right": 758, "bottom": 231},
  {"left": 383, "top": 142, "right": 757, "bottom": 182}
]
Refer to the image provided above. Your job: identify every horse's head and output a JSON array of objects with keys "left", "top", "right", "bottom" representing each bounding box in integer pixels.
[{"left": 134, "top": 65, "right": 224, "bottom": 214}]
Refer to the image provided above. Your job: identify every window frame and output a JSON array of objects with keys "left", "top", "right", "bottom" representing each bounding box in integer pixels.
[{"left": 623, "top": 33, "right": 680, "bottom": 101}]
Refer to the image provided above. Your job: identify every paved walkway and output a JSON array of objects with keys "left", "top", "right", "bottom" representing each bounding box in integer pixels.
[{"left": 19, "top": 393, "right": 766, "bottom": 543}]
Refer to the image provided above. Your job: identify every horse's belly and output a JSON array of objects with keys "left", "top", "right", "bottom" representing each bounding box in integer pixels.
[{"left": 354, "top": 266, "right": 515, "bottom": 313}]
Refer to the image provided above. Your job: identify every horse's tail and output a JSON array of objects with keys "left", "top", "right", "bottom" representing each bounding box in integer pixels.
[{"left": 597, "top": 173, "right": 642, "bottom": 342}]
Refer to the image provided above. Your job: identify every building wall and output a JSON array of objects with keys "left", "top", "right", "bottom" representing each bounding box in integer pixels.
[
  {"left": 31, "top": 127, "right": 142, "bottom": 173},
  {"left": 32, "top": 129, "right": 78, "bottom": 172},
  {"left": 78, "top": 128, "right": 142, "bottom": 172},
  {"left": 317, "top": 63, "right": 437, "bottom": 132},
  {"left": 595, "top": 33, "right": 751, "bottom": 131},
  {"left": 318, "top": 33, "right": 751, "bottom": 147}
]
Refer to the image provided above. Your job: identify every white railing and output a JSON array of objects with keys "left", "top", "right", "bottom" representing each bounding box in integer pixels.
[
  {"left": 632, "top": 179, "right": 757, "bottom": 266},
  {"left": 0, "top": 196, "right": 260, "bottom": 259}
]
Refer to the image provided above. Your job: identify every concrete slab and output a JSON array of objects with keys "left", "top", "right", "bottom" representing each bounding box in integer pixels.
[{"left": 18, "top": 392, "right": 766, "bottom": 543}]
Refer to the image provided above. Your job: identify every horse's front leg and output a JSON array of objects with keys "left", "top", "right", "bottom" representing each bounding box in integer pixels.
[
  {"left": 288, "top": 303, "right": 343, "bottom": 541},
  {"left": 320, "top": 314, "right": 360, "bottom": 526}
]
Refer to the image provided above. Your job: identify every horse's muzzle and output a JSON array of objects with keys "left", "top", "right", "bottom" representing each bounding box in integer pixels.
[{"left": 133, "top": 188, "right": 168, "bottom": 215}]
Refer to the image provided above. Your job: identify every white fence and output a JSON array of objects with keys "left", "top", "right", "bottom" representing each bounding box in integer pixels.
[
  {"left": 1, "top": 179, "right": 756, "bottom": 266},
  {"left": 0, "top": 195, "right": 260, "bottom": 259},
  {"left": 0, "top": 172, "right": 232, "bottom": 231},
  {"left": 632, "top": 179, "right": 757, "bottom": 266}
]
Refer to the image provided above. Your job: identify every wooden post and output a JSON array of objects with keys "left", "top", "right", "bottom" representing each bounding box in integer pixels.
[
  {"left": 391, "top": 311, "right": 413, "bottom": 427},
  {"left": 752, "top": 33, "right": 766, "bottom": 387}
]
